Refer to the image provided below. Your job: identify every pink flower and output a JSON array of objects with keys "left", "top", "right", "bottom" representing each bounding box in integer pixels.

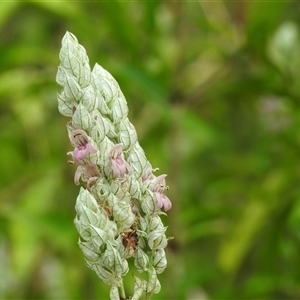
[
  {"left": 150, "top": 175, "right": 172, "bottom": 211},
  {"left": 109, "top": 143, "right": 132, "bottom": 178},
  {"left": 74, "top": 162, "right": 100, "bottom": 190},
  {"left": 68, "top": 129, "right": 97, "bottom": 163}
]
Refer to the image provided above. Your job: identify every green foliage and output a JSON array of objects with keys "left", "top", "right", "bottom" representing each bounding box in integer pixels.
[{"left": 1, "top": 1, "right": 300, "bottom": 299}]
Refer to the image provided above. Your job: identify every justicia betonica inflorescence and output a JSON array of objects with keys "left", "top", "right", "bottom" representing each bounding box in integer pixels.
[{"left": 56, "top": 32, "right": 172, "bottom": 300}]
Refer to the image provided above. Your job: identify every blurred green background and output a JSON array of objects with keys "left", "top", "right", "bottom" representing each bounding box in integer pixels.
[{"left": 1, "top": 1, "right": 300, "bottom": 299}]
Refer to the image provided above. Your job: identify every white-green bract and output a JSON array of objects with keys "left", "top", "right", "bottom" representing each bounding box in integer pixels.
[{"left": 56, "top": 32, "right": 172, "bottom": 300}]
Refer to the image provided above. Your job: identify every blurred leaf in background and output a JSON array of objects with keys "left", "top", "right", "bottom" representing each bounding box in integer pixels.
[{"left": 1, "top": 1, "right": 300, "bottom": 299}]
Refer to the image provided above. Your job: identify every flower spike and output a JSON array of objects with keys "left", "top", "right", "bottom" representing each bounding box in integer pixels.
[{"left": 56, "top": 31, "right": 172, "bottom": 300}]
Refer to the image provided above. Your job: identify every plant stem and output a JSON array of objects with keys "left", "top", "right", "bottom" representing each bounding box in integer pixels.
[
  {"left": 118, "top": 281, "right": 126, "bottom": 300},
  {"left": 145, "top": 252, "right": 153, "bottom": 300}
]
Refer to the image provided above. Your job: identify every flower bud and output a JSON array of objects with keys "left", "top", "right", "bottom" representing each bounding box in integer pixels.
[
  {"left": 86, "top": 260, "right": 115, "bottom": 285},
  {"left": 90, "top": 118, "right": 108, "bottom": 144},
  {"left": 72, "top": 103, "right": 95, "bottom": 131},
  {"left": 149, "top": 215, "right": 164, "bottom": 231},
  {"left": 112, "top": 200, "right": 135, "bottom": 229},
  {"left": 110, "top": 179, "right": 129, "bottom": 200},
  {"left": 102, "top": 242, "right": 129, "bottom": 280},
  {"left": 63, "top": 72, "right": 83, "bottom": 101},
  {"left": 78, "top": 239, "right": 100, "bottom": 261},
  {"left": 111, "top": 95, "right": 128, "bottom": 124},
  {"left": 127, "top": 143, "right": 148, "bottom": 178},
  {"left": 57, "top": 91, "right": 77, "bottom": 117},
  {"left": 134, "top": 248, "right": 149, "bottom": 273},
  {"left": 128, "top": 175, "right": 141, "bottom": 199},
  {"left": 81, "top": 85, "right": 98, "bottom": 113},
  {"left": 91, "top": 178, "right": 110, "bottom": 203},
  {"left": 92, "top": 87, "right": 112, "bottom": 115},
  {"left": 89, "top": 224, "right": 107, "bottom": 249},
  {"left": 141, "top": 189, "right": 158, "bottom": 215},
  {"left": 132, "top": 277, "right": 147, "bottom": 300},
  {"left": 147, "top": 227, "right": 168, "bottom": 250},
  {"left": 92, "top": 64, "right": 119, "bottom": 106},
  {"left": 118, "top": 119, "right": 138, "bottom": 151},
  {"left": 146, "top": 265, "right": 161, "bottom": 294},
  {"left": 153, "top": 249, "right": 167, "bottom": 274}
]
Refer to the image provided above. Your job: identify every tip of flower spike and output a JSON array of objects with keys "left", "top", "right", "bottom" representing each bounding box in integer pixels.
[{"left": 63, "top": 31, "right": 77, "bottom": 42}]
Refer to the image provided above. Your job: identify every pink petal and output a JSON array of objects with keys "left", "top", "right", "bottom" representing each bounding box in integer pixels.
[
  {"left": 155, "top": 192, "right": 172, "bottom": 211},
  {"left": 151, "top": 174, "right": 167, "bottom": 193},
  {"left": 74, "top": 166, "right": 83, "bottom": 185},
  {"left": 110, "top": 143, "right": 123, "bottom": 159}
]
